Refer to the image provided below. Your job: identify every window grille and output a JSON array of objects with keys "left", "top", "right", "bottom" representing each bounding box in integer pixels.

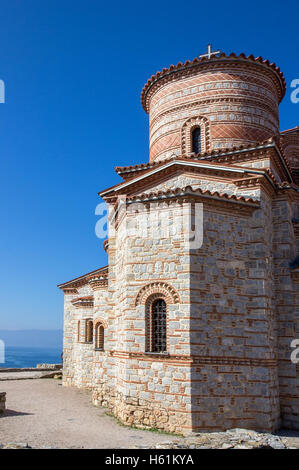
[{"left": 151, "top": 299, "right": 167, "bottom": 352}]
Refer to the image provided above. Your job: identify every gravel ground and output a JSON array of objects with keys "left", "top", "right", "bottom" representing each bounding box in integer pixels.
[
  {"left": 0, "top": 379, "right": 178, "bottom": 449},
  {"left": 1, "top": 378, "right": 298, "bottom": 449}
]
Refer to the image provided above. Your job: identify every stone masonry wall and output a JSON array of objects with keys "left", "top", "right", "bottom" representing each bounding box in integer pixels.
[
  {"left": 91, "top": 178, "right": 284, "bottom": 433},
  {"left": 62, "top": 179, "right": 299, "bottom": 434},
  {"left": 273, "top": 192, "right": 299, "bottom": 430},
  {"left": 92, "top": 197, "right": 194, "bottom": 433},
  {"left": 188, "top": 189, "right": 280, "bottom": 432},
  {"left": 62, "top": 284, "right": 95, "bottom": 389}
]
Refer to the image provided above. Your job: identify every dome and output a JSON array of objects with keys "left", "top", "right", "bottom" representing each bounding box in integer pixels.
[{"left": 141, "top": 52, "right": 286, "bottom": 163}]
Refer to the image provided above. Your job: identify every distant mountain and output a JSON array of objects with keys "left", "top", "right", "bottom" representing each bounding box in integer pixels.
[{"left": 0, "top": 330, "right": 63, "bottom": 348}]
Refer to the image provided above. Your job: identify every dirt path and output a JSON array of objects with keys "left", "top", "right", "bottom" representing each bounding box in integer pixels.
[
  {"left": 1, "top": 379, "right": 298, "bottom": 449},
  {"left": 0, "top": 379, "right": 175, "bottom": 449}
]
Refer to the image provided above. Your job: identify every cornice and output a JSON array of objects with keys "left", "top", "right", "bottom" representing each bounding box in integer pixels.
[
  {"left": 103, "top": 239, "right": 109, "bottom": 253},
  {"left": 233, "top": 174, "right": 276, "bottom": 199},
  {"left": 71, "top": 296, "right": 94, "bottom": 308},
  {"left": 141, "top": 53, "right": 286, "bottom": 113},
  {"left": 108, "top": 350, "right": 277, "bottom": 367},
  {"left": 89, "top": 274, "right": 108, "bottom": 291},
  {"left": 58, "top": 266, "right": 108, "bottom": 291},
  {"left": 117, "top": 186, "right": 259, "bottom": 212},
  {"left": 106, "top": 158, "right": 279, "bottom": 201},
  {"left": 62, "top": 288, "right": 78, "bottom": 295},
  {"left": 114, "top": 138, "right": 292, "bottom": 184}
]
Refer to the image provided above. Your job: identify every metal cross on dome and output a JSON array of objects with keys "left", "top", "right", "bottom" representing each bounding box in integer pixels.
[{"left": 199, "top": 44, "right": 221, "bottom": 59}]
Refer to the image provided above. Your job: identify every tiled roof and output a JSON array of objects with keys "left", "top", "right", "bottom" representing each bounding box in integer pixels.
[
  {"left": 114, "top": 138, "right": 284, "bottom": 178},
  {"left": 141, "top": 52, "right": 286, "bottom": 112},
  {"left": 280, "top": 126, "right": 299, "bottom": 135},
  {"left": 103, "top": 158, "right": 274, "bottom": 198},
  {"left": 126, "top": 185, "right": 259, "bottom": 206},
  {"left": 105, "top": 154, "right": 291, "bottom": 199},
  {"left": 57, "top": 266, "right": 108, "bottom": 289},
  {"left": 71, "top": 296, "right": 93, "bottom": 303}
]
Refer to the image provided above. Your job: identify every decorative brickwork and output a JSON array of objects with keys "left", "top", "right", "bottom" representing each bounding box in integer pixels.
[
  {"left": 58, "top": 51, "right": 298, "bottom": 435},
  {"left": 95, "top": 321, "right": 105, "bottom": 350},
  {"left": 85, "top": 319, "right": 93, "bottom": 343},
  {"left": 141, "top": 54, "right": 285, "bottom": 162},
  {"left": 181, "top": 116, "right": 210, "bottom": 155},
  {"left": 135, "top": 281, "right": 180, "bottom": 306}
]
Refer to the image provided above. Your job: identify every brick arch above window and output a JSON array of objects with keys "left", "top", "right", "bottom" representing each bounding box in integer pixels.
[
  {"left": 135, "top": 282, "right": 180, "bottom": 307},
  {"left": 85, "top": 318, "right": 93, "bottom": 343},
  {"left": 181, "top": 115, "right": 210, "bottom": 156},
  {"left": 94, "top": 321, "right": 105, "bottom": 350},
  {"left": 94, "top": 318, "right": 108, "bottom": 329}
]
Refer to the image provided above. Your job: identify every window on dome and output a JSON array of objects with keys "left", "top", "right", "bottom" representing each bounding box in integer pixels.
[{"left": 192, "top": 127, "right": 202, "bottom": 154}]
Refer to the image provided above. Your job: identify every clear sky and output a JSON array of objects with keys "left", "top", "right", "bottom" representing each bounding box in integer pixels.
[{"left": 0, "top": 0, "right": 298, "bottom": 329}]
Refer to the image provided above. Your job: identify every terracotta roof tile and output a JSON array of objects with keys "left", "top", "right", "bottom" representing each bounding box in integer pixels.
[
  {"left": 57, "top": 266, "right": 108, "bottom": 289},
  {"left": 141, "top": 53, "right": 286, "bottom": 112},
  {"left": 126, "top": 185, "right": 259, "bottom": 206},
  {"left": 71, "top": 296, "right": 93, "bottom": 303},
  {"left": 114, "top": 138, "right": 281, "bottom": 177}
]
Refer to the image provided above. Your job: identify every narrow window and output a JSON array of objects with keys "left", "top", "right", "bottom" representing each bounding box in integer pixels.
[
  {"left": 192, "top": 127, "right": 201, "bottom": 154},
  {"left": 85, "top": 319, "right": 93, "bottom": 343},
  {"left": 77, "top": 320, "right": 81, "bottom": 342},
  {"left": 151, "top": 299, "right": 167, "bottom": 352},
  {"left": 95, "top": 323, "right": 104, "bottom": 350}
]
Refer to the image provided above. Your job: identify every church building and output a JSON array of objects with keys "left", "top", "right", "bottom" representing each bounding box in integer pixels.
[{"left": 58, "top": 48, "right": 299, "bottom": 434}]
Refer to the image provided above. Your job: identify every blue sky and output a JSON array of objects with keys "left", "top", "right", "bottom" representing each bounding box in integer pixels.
[{"left": 0, "top": 0, "right": 298, "bottom": 329}]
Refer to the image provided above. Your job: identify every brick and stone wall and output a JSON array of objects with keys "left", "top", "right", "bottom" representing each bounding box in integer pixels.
[
  {"left": 273, "top": 192, "right": 299, "bottom": 429},
  {"left": 61, "top": 173, "right": 298, "bottom": 434},
  {"left": 90, "top": 179, "right": 282, "bottom": 433},
  {"left": 59, "top": 52, "right": 298, "bottom": 435},
  {"left": 141, "top": 56, "right": 284, "bottom": 162}
]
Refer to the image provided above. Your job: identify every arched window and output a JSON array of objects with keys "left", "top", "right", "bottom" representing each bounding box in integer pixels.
[
  {"left": 95, "top": 323, "right": 104, "bottom": 350},
  {"left": 148, "top": 298, "right": 167, "bottom": 353},
  {"left": 77, "top": 321, "right": 81, "bottom": 342},
  {"left": 192, "top": 127, "right": 201, "bottom": 154},
  {"left": 85, "top": 319, "right": 93, "bottom": 343}
]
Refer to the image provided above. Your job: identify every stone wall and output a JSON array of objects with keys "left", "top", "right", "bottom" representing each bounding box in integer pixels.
[
  {"left": 273, "top": 192, "right": 299, "bottom": 430},
  {"left": 61, "top": 170, "right": 299, "bottom": 434},
  {"left": 89, "top": 177, "right": 284, "bottom": 434},
  {"left": 188, "top": 189, "right": 281, "bottom": 431},
  {"left": 61, "top": 174, "right": 298, "bottom": 434},
  {"left": 95, "top": 197, "right": 194, "bottom": 434}
]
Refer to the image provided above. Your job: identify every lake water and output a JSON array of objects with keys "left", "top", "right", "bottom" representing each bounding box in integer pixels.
[{"left": 0, "top": 346, "right": 62, "bottom": 368}]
